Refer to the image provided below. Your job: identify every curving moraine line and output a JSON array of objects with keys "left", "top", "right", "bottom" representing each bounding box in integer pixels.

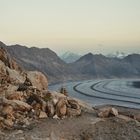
[
  {"left": 102, "top": 80, "right": 140, "bottom": 97},
  {"left": 90, "top": 81, "right": 140, "bottom": 100},
  {"left": 73, "top": 82, "right": 140, "bottom": 105}
]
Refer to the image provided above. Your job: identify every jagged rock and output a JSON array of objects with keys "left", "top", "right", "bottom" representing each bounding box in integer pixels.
[
  {"left": 39, "top": 111, "right": 47, "bottom": 119},
  {"left": 24, "top": 75, "right": 32, "bottom": 87},
  {"left": 0, "top": 98, "right": 32, "bottom": 111},
  {"left": 17, "top": 76, "right": 33, "bottom": 91},
  {"left": 32, "top": 103, "right": 42, "bottom": 111},
  {"left": 98, "top": 107, "right": 119, "bottom": 118},
  {"left": 13, "top": 112, "right": 23, "bottom": 120},
  {"left": 67, "top": 99, "right": 80, "bottom": 110},
  {"left": 56, "top": 98, "right": 67, "bottom": 118},
  {"left": 3, "top": 118, "right": 14, "bottom": 127},
  {"left": 46, "top": 101, "right": 55, "bottom": 117},
  {"left": 11, "top": 100, "right": 32, "bottom": 111},
  {"left": 1, "top": 105, "right": 13, "bottom": 116},
  {"left": 50, "top": 91, "right": 66, "bottom": 105},
  {"left": 27, "top": 94, "right": 47, "bottom": 112},
  {"left": 7, "top": 92, "right": 23, "bottom": 100},
  {"left": 53, "top": 114, "right": 59, "bottom": 119},
  {"left": 22, "top": 118, "right": 30, "bottom": 126},
  {"left": 110, "top": 108, "right": 118, "bottom": 116},
  {"left": 67, "top": 108, "right": 81, "bottom": 117},
  {"left": 17, "top": 84, "right": 28, "bottom": 91},
  {"left": 27, "top": 71, "right": 48, "bottom": 91},
  {"left": 6, "top": 67, "right": 24, "bottom": 84},
  {"left": 98, "top": 108, "right": 110, "bottom": 118}
]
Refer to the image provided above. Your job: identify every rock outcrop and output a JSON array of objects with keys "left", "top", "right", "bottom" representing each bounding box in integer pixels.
[
  {"left": 98, "top": 107, "right": 119, "bottom": 118},
  {"left": 0, "top": 47, "right": 82, "bottom": 129}
]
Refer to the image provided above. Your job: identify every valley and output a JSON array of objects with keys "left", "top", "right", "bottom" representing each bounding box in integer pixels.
[{"left": 49, "top": 79, "right": 140, "bottom": 109}]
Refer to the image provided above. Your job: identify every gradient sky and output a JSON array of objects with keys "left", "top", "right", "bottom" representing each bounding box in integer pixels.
[{"left": 0, "top": 0, "right": 140, "bottom": 55}]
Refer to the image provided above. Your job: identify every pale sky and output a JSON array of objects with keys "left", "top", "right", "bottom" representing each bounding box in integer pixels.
[{"left": 0, "top": 0, "right": 140, "bottom": 55}]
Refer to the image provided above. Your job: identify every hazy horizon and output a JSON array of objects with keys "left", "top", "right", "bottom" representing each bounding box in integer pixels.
[{"left": 0, "top": 0, "right": 140, "bottom": 55}]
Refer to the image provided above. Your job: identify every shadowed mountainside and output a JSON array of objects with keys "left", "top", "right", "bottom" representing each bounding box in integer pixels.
[
  {"left": 0, "top": 41, "right": 79, "bottom": 83},
  {"left": 1, "top": 41, "right": 140, "bottom": 83},
  {"left": 60, "top": 51, "right": 82, "bottom": 63}
]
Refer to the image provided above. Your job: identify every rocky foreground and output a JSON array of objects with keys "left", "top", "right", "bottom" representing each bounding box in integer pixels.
[{"left": 0, "top": 47, "right": 140, "bottom": 140}]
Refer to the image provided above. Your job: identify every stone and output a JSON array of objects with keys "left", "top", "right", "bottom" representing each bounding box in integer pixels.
[
  {"left": 56, "top": 98, "right": 67, "bottom": 118},
  {"left": 0, "top": 116, "right": 4, "bottom": 121},
  {"left": 67, "top": 99, "right": 80, "bottom": 110},
  {"left": 53, "top": 114, "right": 59, "bottom": 119},
  {"left": 98, "top": 107, "right": 119, "bottom": 118},
  {"left": 110, "top": 108, "right": 118, "bottom": 116},
  {"left": 11, "top": 100, "right": 32, "bottom": 111},
  {"left": 24, "top": 75, "right": 32, "bottom": 87},
  {"left": 46, "top": 101, "right": 55, "bottom": 117},
  {"left": 67, "top": 108, "right": 81, "bottom": 117},
  {"left": 27, "top": 94, "right": 47, "bottom": 112},
  {"left": 7, "top": 92, "right": 23, "bottom": 100},
  {"left": 98, "top": 107, "right": 111, "bottom": 118},
  {"left": 27, "top": 71, "right": 48, "bottom": 91},
  {"left": 1, "top": 105, "right": 13, "bottom": 116},
  {"left": 0, "top": 97, "right": 32, "bottom": 111},
  {"left": 3, "top": 118, "right": 14, "bottom": 127},
  {"left": 49, "top": 91, "right": 66, "bottom": 105},
  {"left": 32, "top": 103, "right": 42, "bottom": 111},
  {"left": 23, "top": 118, "right": 30, "bottom": 126},
  {"left": 39, "top": 111, "right": 48, "bottom": 119}
]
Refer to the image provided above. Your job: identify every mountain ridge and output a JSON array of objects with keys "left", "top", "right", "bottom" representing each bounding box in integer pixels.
[{"left": 1, "top": 41, "right": 140, "bottom": 83}]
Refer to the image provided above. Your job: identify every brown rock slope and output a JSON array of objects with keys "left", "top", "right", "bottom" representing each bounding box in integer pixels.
[{"left": 0, "top": 47, "right": 82, "bottom": 130}]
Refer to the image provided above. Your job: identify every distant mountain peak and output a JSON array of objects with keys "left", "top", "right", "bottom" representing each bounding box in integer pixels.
[
  {"left": 60, "top": 51, "right": 81, "bottom": 63},
  {"left": 77, "top": 53, "right": 94, "bottom": 61}
]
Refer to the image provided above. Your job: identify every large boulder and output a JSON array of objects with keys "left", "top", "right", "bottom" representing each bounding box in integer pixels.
[
  {"left": 46, "top": 100, "right": 55, "bottom": 117},
  {"left": 56, "top": 98, "right": 67, "bottom": 118},
  {"left": 66, "top": 99, "right": 81, "bottom": 117},
  {"left": 27, "top": 71, "right": 48, "bottom": 91},
  {"left": 0, "top": 98, "right": 32, "bottom": 111}
]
